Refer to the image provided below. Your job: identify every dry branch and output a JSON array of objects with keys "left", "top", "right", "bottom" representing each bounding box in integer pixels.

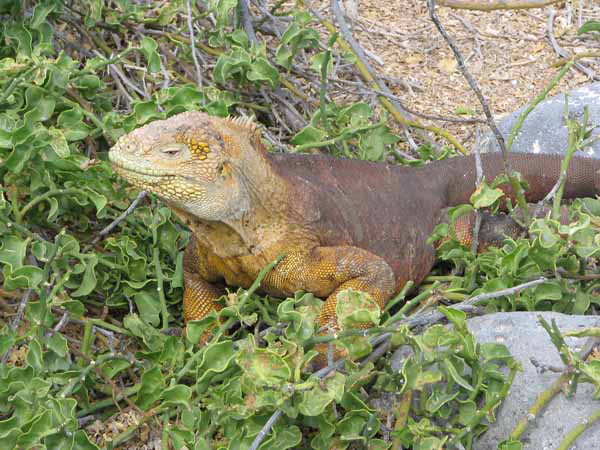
[{"left": 437, "top": 0, "right": 563, "bottom": 11}]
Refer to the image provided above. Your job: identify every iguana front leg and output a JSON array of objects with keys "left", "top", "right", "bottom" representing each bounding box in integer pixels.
[
  {"left": 182, "top": 237, "right": 224, "bottom": 326},
  {"left": 265, "top": 246, "right": 396, "bottom": 330},
  {"left": 182, "top": 243, "right": 395, "bottom": 349}
]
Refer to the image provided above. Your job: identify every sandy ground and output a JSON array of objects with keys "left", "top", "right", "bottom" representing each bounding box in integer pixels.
[{"left": 345, "top": 0, "right": 599, "bottom": 149}]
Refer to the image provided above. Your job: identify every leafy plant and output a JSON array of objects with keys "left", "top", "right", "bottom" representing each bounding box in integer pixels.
[{"left": 0, "top": 1, "right": 598, "bottom": 449}]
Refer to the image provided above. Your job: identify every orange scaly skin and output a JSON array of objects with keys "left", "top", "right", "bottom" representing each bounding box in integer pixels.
[{"left": 109, "top": 111, "right": 600, "bottom": 341}]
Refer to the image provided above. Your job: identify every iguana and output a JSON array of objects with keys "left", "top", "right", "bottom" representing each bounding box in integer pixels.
[{"left": 108, "top": 111, "right": 600, "bottom": 341}]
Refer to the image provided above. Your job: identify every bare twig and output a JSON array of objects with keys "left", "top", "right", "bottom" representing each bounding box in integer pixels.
[
  {"left": 466, "top": 277, "right": 548, "bottom": 303},
  {"left": 427, "top": 0, "right": 531, "bottom": 222},
  {"left": 11, "top": 288, "right": 31, "bottom": 330},
  {"left": 186, "top": 0, "right": 203, "bottom": 86},
  {"left": 510, "top": 332, "right": 600, "bottom": 441},
  {"left": 47, "top": 311, "right": 70, "bottom": 337},
  {"left": 547, "top": 10, "right": 598, "bottom": 81},
  {"left": 249, "top": 410, "right": 284, "bottom": 450},
  {"left": 448, "top": 12, "right": 482, "bottom": 60},
  {"left": 93, "top": 191, "right": 147, "bottom": 244},
  {"left": 360, "top": 88, "right": 487, "bottom": 124},
  {"left": 239, "top": 0, "right": 259, "bottom": 45},
  {"left": 437, "top": 0, "right": 563, "bottom": 10},
  {"left": 427, "top": 0, "right": 507, "bottom": 158},
  {"left": 471, "top": 136, "right": 484, "bottom": 253},
  {"left": 108, "top": 62, "right": 148, "bottom": 99},
  {"left": 328, "top": 0, "right": 409, "bottom": 121},
  {"left": 1, "top": 288, "right": 32, "bottom": 364}
]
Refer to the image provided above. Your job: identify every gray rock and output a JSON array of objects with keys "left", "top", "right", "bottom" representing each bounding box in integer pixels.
[
  {"left": 482, "top": 83, "right": 600, "bottom": 158},
  {"left": 469, "top": 312, "right": 600, "bottom": 450}
]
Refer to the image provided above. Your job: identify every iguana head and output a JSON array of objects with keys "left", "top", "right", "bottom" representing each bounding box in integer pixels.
[{"left": 109, "top": 111, "right": 267, "bottom": 221}]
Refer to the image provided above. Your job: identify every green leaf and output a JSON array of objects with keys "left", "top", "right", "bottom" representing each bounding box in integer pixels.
[
  {"left": 338, "top": 410, "right": 370, "bottom": 442},
  {"left": 132, "top": 101, "right": 164, "bottom": 126},
  {"left": 572, "top": 290, "right": 591, "bottom": 315},
  {"left": 162, "top": 384, "right": 192, "bottom": 408},
  {"left": 57, "top": 109, "right": 93, "bottom": 141},
  {"left": 0, "top": 235, "right": 27, "bottom": 271},
  {"left": 83, "top": 188, "right": 107, "bottom": 215},
  {"left": 4, "top": 265, "right": 44, "bottom": 290},
  {"left": 577, "top": 20, "right": 600, "bottom": 35},
  {"left": 470, "top": 180, "right": 504, "bottom": 208},
  {"left": 0, "top": 417, "right": 19, "bottom": 448},
  {"left": 236, "top": 344, "right": 291, "bottom": 385},
  {"left": 26, "top": 338, "right": 44, "bottom": 371},
  {"left": 196, "top": 340, "right": 237, "bottom": 386},
  {"left": 247, "top": 57, "right": 279, "bottom": 87},
  {"left": 498, "top": 439, "right": 523, "bottom": 450},
  {"left": 16, "top": 409, "right": 54, "bottom": 448},
  {"left": 438, "top": 307, "right": 466, "bottom": 330},
  {"left": 134, "top": 290, "right": 161, "bottom": 327},
  {"left": 458, "top": 400, "right": 476, "bottom": 425},
  {"left": 414, "top": 370, "right": 443, "bottom": 389},
  {"left": 533, "top": 281, "right": 562, "bottom": 302},
  {"left": 298, "top": 372, "right": 345, "bottom": 416},
  {"left": 73, "top": 430, "right": 101, "bottom": 450},
  {"left": 47, "top": 127, "right": 70, "bottom": 158},
  {"left": 46, "top": 333, "right": 68, "bottom": 357},
  {"left": 443, "top": 358, "right": 474, "bottom": 391},
  {"left": 426, "top": 389, "right": 459, "bottom": 414},
  {"left": 212, "top": 0, "right": 238, "bottom": 29},
  {"left": 123, "top": 313, "right": 167, "bottom": 349},
  {"left": 71, "top": 255, "right": 98, "bottom": 297},
  {"left": 276, "top": 15, "right": 319, "bottom": 70},
  {"left": 291, "top": 125, "right": 327, "bottom": 146},
  {"left": 310, "top": 51, "right": 333, "bottom": 74},
  {"left": 479, "top": 343, "right": 513, "bottom": 363},
  {"left": 269, "top": 425, "right": 302, "bottom": 449},
  {"left": 136, "top": 367, "right": 165, "bottom": 410},
  {"left": 336, "top": 289, "right": 380, "bottom": 328},
  {"left": 30, "top": 2, "right": 56, "bottom": 29},
  {"left": 415, "top": 436, "right": 446, "bottom": 450},
  {"left": 100, "top": 358, "right": 131, "bottom": 379},
  {"left": 140, "top": 37, "right": 161, "bottom": 73},
  {"left": 5, "top": 23, "right": 33, "bottom": 57}
]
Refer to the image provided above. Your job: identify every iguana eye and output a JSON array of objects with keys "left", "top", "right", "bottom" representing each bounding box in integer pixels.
[{"left": 158, "top": 144, "right": 187, "bottom": 157}]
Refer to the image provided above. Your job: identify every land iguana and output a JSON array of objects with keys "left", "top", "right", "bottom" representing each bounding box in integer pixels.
[{"left": 108, "top": 111, "right": 600, "bottom": 342}]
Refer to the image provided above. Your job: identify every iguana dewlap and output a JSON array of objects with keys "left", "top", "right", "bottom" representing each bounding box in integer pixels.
[{"left": 109, "top": 111, "right": 600, "bottom": 336}]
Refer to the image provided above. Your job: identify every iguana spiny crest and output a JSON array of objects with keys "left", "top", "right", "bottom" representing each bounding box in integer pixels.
[{"left": 109, "top": 111, "right": 267, "bottom": 221}]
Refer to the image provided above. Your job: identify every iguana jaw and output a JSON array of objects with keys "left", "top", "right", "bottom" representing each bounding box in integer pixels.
[{"left": 109, "top": 152, "right": 176, "bottom": 187}]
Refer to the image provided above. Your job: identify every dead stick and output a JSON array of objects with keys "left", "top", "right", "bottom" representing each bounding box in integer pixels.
[{"left": 437, "top": 0, "right": 563, "bottom": 11}]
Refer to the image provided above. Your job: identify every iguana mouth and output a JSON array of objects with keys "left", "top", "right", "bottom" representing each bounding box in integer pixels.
[
  {"left": 111, "top": 162, "right": 176, "bottom": 186},
  {"left": 109, "top": 149, "right": 177, "bottom": 182}
]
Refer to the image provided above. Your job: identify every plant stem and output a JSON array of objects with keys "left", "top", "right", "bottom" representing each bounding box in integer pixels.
[
  {"left": 153, "top": 246, "right": 170, "bottom": 330},
  {"left": 510, "top": 372, "right": 568, "bottom": 440},
  {"left": 19, "top": 188, "right": 82, "bottom": 222},
  {"left": 557, "top": 408, "right": 600, "bottom": 450},
  {"left": 506, "top": 61, "right": 575, "bottom": 151},
  {"left": 385, "top": 282, "right": 439, "bottom": 325}
]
